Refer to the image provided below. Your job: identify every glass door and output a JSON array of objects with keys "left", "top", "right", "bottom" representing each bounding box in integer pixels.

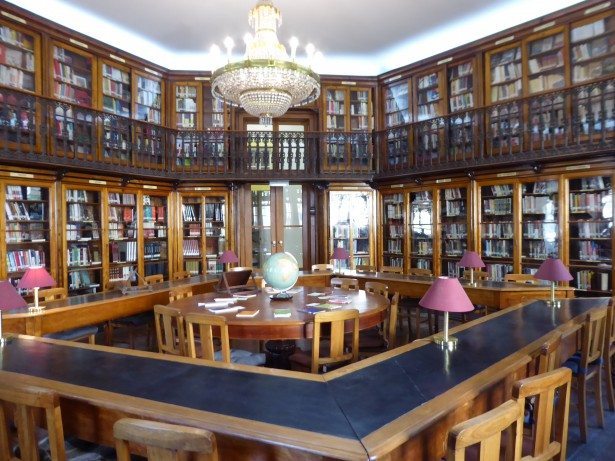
[{"left": 250, "top": 184, "right": 304, "bottom": 269}]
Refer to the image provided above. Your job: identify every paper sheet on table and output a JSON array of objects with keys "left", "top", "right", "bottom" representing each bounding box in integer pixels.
[{"left": 208, "top": 306, "right": 245, "bottom": 314}]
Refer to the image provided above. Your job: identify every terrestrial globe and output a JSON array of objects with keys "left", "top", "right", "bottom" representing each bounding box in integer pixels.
[{"left": 262, "top": 252, "right": 299, "bottom": 300}]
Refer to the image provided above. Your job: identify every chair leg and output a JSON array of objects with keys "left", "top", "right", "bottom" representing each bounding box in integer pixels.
[
  {"left": 595, "top": 369, "right": 604, "bottom": 428},
  {"left": 105, "top": 321, "right": 113, "bottom": 346},
  {"left": 578, "top": 377, "right": 588, "bottom": 443},
  {"left": 606, "top": 353, "right": 615, "bottom": 411},
  {"left": 88, "top": 334, "right": 95, "bottom": 345},
  {"left": 412, "top": 308, "right": 421, "bottom": 340}
]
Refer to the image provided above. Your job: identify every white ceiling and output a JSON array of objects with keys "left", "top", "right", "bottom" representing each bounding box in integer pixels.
[{"left": 11, "top": 0, "right": 585, "bottom": 75}]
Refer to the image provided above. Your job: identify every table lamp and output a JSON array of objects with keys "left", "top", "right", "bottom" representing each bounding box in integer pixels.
[
  {"left": 219, "top": 250, "right": 239, "bottom": 271},
  {"left": 534, "top": 258, "right": 572, "bottom": 308},
  {"left": 419, "top": 276, "right": 474, "bottom": 349},
  {"left": 331, "top": 247, "right": 349, "bottom": 274},
  {"left": 0, "top": 280, "right": 28, "bottom": 346},
  {"left": 16, "top": 266, "right": 56, "bottom": 311},
  {"left": 458, "top": 251, "right": 485, "bottom": 286}
]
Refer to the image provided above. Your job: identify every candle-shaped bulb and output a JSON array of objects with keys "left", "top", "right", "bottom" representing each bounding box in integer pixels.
[
  {"left": 289, "top": 36, "right": 299, "bottom": 61},
  {"left": 223, "top": 36, "right": 235, "bottom": 62},
  {"left": 305, "top": 43, "right": 316, "bottom": 66}
]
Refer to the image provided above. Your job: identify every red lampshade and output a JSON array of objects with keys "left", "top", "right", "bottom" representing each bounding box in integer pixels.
[
  {"left": 0, "top": 280, "right": 27, "bottom": 310},
  {"left": 15, "top": 266, "right": 56, "bottom": 290},
  {"left": 331, "top": 247, "right": 349, "bottom": 260},
  {"left": 458, "top": 251, "right": 485, "bottom": 268},
  {"left": 534, "top": 258, "right": 573, "bottom": 282},
  {"left": 218, "top": 250, "right": 239, "bottom": 264},
  {"left": 419, "top": 276, "right": 474, "bottom": 313}
]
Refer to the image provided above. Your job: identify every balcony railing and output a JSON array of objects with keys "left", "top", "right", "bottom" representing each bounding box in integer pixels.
[{"left": 0, "top": 77, "right": 612, "bottom": 182}]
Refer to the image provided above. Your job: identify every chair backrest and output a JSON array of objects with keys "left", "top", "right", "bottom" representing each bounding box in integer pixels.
[
  {"left": 605, "top": 301, "right": 615, "bottom": 358},
  {"left": 172, "top": 270, "right": 192, "bottom": 280},
  {"left": 580, "top": 306, "right": 608, "bottom": 370},
  {"left": 504, "top": 273, "right": 539, "bottom": 284},
  {"left": 462, "top": 269, "right": 490, "bottom": 281},
  {"left": 380, "top": 265, "right": 403, "bottom": 274},
  {"left": 185, "top": 313, "right": 230, "bottom": 363},
  {"left": 447, "top": 399, "right": 523, "bottom": 461},
  {"left": 537, "top": 332, "right": 562, "bottom": 375},
  {"left": 144, "top": 274, "right": 164, "bottom": 285},
  {"left": 154, "top": 304, "right": 186, "bottom": 356},
  {"left": 331, "top": 277, "right": 359, "bottom": 290},
  {"left": 355, "top": 265, "right": 375, "bottom": 273},
  {"left": 114, "top": 418, "right": 218, "bottom": 461},
  {"left": 364, "top": 281, "right": 388, "bottom": 298},
  {"left": 312, "top": 263, "right": 334, "bottom": 272},
  {"left": 512, "top": 367, "right": 572, "bottom": 461},
  {"left": 169, "top": 286, "right": 193, "bottom": 303},
  {"left": 0, "top": 384, "right": 66, "bottom": 461},
  {"left": 386, "top": 293, "right": 400, "bottom": 349},
  {"left": 407, "top": 268, "right": 432, "bottom": 277},
  {"left": 311, "top": 309, "right": 360, "bottom": 374},
  {"left": 229, "top": 266, "right": 254, "bottom": 272},
  {"left": 38, "top": 287, "right": 67, "bottom": 301}
]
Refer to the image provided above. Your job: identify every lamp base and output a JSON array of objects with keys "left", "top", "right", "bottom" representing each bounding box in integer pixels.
[
  {"left": 467, "top": 282, "right": 478, "bottom": 287},
  {"left": 27, "top": 305, "right": 45, "bottom": 312},
  {"left": 545, "top": 299, "right": 562, "bottom": 308},
  {"left": 270, "top": 292, "right": 293, "bottom": 301},
  {"left": 433, "top": 335, "right": 458, "bottom": 349},
  {"left": 0, "top": 335, "right": 14, "bottom": 346}
]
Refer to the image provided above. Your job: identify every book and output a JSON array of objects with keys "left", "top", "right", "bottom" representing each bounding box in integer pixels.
[
  {"left": 236, "top": 309, "right": 260, "bottom": 318},
  {"left": 273, "top": 308, "right": 291, "bottom": 318}
]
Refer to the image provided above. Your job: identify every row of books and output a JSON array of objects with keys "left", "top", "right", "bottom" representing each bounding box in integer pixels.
[
  {"left": 386, "top": 224, "right": 404, "bottom": 238},
  {"left": 182, "top": 204, "right": 200, "bottom": 221},
  {"left": 572, "top": 176, "right": 607, "bottom": 191},
  {"left": 66, "top": 223, "right": 100, "bottom": 241},
  {"left": 175, "top": 87, "right": 197, "bottom": 98},
  {"left": 54, "top": 82, "right": 91, "bottom": 106},
  {"left": 413, "top": 259, "right": 432, "bottom": 270},
  {"left": 349, "top": 102, "right": 368, "bottom": 116},
  {"left": 137, "top": 90, "right": 161, "bottom": 108},
  {"left": 482, "top": 240, "right": 512, "bottom": 258},
  {"left": 523, "top": 222, "right": 557, "bottom": 239},
  {"left": 528, "top": 49, "right": 563, "bottom": 74},
  {"left": 571, "top": 37, "right": 611, "bottom": 63},
  {"left": 67, "top": 244, "right": 100, "bottom": 267},
  {"left": 529, "top": 33, "right": 564, "bottom": 56},
  {"left": 418, "top": 73, "right": 438, "bottom": 89},
  {"left": 108, "top": 223, "right": 136, "bottom": 240},
  {"left": 102, "top": 64, "right": 129, "bottom": 84},
  {"left": 523, "top": 240, "right": 555, "bottom": 259},
  {"left": 350, "top": 116, "right": 369, "bottom": 130},
  {"left": 108, "top": 193, "right": 136, "bottom": 205},
  {"left": 384, "top": 111, "right": 410, "bottom": 127},
  {"left": 491, "top": 80, "right": 522, "bottom": 101},
  {"left": 184, "top": 260, "right": 201, "bottom": 275},
  {"left": 574, "top": 241, "right": 610, "bottom": 261},
  {"left": 326, "top": 115, "right": 345, "bottom": 130},
  {"left": 483, "top": 198, "right": 512, "bottom": 215},
  {"left": 109, "top": 241, "right": 137, "bottom": 263},
  {"left": 486, "top": 263, "right": 513, "bottom": 282},
  {"left": 5, "top": 201, "right": 44, "bottom": 220},
  {"left": 571, "top": 18, "right": 608, "bottom": 43},
  {"left": 102, "top": 96, "right": 130, "bottom": 117},
  {"left": 6, "top": 222, "right": 45, "bottom": 242},
  {"left": 143, "top": 222, "right": 167, "bottom": 238},
  {"left": 385, "top": 257, "right": 404, "bottom": 268},
  {"left": 67, "top": 203, "right": 98, "bottom": 222},
  {"left": 387, "top": 239, "right": 402, "bottom": 253},
  {"left": 412, "top": 241, "right": 432, "bottom": 255},
  {"left": 576, "top": 221, "right": 610, "bottom": 238},
  {"left": 569, "top": 191, "right": 610, "bottom": 212},
  {"left": 205, "top": 203, "right": 224, "bottom": 221},
  {"left": 449, "top": 93, "right": 474, "bottom": 112},
  {"left": 53, "top": 60, "right": 89, "bottom": 89},
  {"left": 0, "top": 44, "right": 34, "bottom": 71},
  {"left": 183, "top": 239, "right": 200, "bottom": 256},
  {"left": 572, "top": 60, "right": 612, "bottom": 83},
  {"left": 449, "top": 62, "right": 473, "bottom": 79},
  {"left": 384, "top": 96, "right": 409, "bottom": 113},
  {"left": 6, "top": 185, "right": 42, "bottom": 200},
  {"left": 109, "top": 265, "right": 133, "bottom": 281},
  {"left": 68, "top": 270, "right": 99, "bottom": 291},
  {"left": 176, "top": 98, "right": 197, "bottom": 112},
  {"left": 575, "top": 269, "right": 610, "bottom": 291},
  {"left": 442, "top": 223, "right": 467, "bottom": 239},
  {"left": 137, "top": 76, "right": 161, "bottom": 93},
  {"left": 482, "top": 222, "right": 513, "bottom": 238},
  {"left": 135, "top": 105, "right": 161, "bottom": 124},
  {"left": 528, "top": 74, "right": 565, "bottom": 94},
  {"left": 144, "top": 241, "right": 167, "bottom": 260},
  {"left": 444, "top": 200, "right": 465, "bottom": 217},
  {"left": 108, "top": 206, "right": 134, "bottom": 223},
  {"left": 7, "top": 249, "right": 45, "bottom": 271},
  {"left": 443, "top": 240, "right": 465, "bottom": 256},
  {"left": 102, "top": 77, "right": 130, "bottom": 100},
  {"left": 176, "top": 114, "right": 196, "bottom": 128},
  {"left": 522, "top": 195, "right": 555, "bottom": 214},
  {"left": 0, "top": 26, "right": 34, "bottom": 51},
  {"left": 417, "top": 103, "right": 440, "bottom": 121},
  {"left": 0, "top": 65, "right": 34, "bottom": 90}
]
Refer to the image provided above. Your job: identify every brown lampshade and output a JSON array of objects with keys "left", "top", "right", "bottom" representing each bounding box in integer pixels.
[
  {"left": 419, "top": 276, "right": 474, "bottom": 313},
  {"left": 534, "top": 258, "right": 573, "bottom": 282},
  {"left": 458, "top": 251, "right": 485, "bottom": 269},
  {"left": 16, "top": 266, "right": 55, "bottom": 290}
]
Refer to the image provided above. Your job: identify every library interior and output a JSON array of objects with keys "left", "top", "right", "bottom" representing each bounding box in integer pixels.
[{"left": 0, "top": 0, "right": 614, "bottom": 459}]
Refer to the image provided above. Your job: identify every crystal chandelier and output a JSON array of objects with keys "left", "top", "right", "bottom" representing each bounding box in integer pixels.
[{"left": 211, "top": 0, "right": 321, "bottom": 125}]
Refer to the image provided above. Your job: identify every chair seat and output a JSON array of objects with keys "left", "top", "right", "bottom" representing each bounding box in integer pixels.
[
  {"left": 213, "top": 349, "right": 266, "bottom": 366},
  {"left": 45, "top": 325, "right": 99, "bottom": 342},
  {"left": 19, "top": 429, "right": 110, "bottom": 461},
  {"left": 563, "top": 352, "right": 602, "bottom": 375}
]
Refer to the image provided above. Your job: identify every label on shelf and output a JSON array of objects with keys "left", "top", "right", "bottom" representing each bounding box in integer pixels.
[
  {"left": 566, "top": 164, "right": 591, "bottom": 171},
  {"left": 495, "top": 35, "right": 515, "bottom": 45},
  {"left": 437, "top": 57, "right": 453, "bottom": 65},
  {"left": 9, "top": 172, "right": 34, "bottom": 178},
  {"left": 143, "top": 185, "right": 158, "bottom": 189},
  {"left": 1, "top": 11, "right": 26, "bottom": 24},
  {"left": 533, "top": 21, "right": 555, "bottom": 32},
  {"left": 436, "top": 178, "right": 452, "bottom": 183},
  {"left": 89, "top": 179, "right": 107, "bottom": 185},
  {"left": 585, "top": 2, "right": 611, "bottom": 15},
  {"left": 69, "top": 38, "right": 88, "bottom": 49},
  {"left": 497, "top": 172, "right": 517, "bottom": 177}
]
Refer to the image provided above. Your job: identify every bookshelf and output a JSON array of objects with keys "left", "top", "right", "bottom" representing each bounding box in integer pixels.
[
  {"left": 381, "top": 192, "right": 405, "bottom": 270},
  {"left": 64, "top": 187, "right": 102, "bottom": 295},
  {"left": 447, "top": 60, "right": 476, "bottom": 158},
  {"left": 3, "top": 183, "right": 52, "bottom": 290},
  {"left": 570, "top": 11, "right": 614, "bottom": 84},
  {"left": 567, "top": 174, "right": 613, "bottom": 294},
  {"left": 107, "top": 191, "right": 137, "bottom": 283},
  {"left": 202, "top": 83, "right": 227, "bottom": 168},
  {"left": 439, "top": 186, "right": 468, "bottom": 277},
  {"left": 329, "top": 190, "right": 373, "bottom": 269},
  {"left": 479, "top": 182, "right": 515, "bottom": 281},
  {"left": 133, "top": 70, "right": 163, "bottom": 125},
  {"left": 142, "top": 193, "right": 168, "bottom": 278},
  {"left": 180, "top": 192, "right": 228, "bottom": 275},
  {"left": 520, "top": 179, "right": 559, "bottom": 274},
  {"left": 51, "top": 41, "right": 94, "bottom": 107},
  {"left": 383, "top": 79, "right": 411, "bottom": 167},
  {"left": 0, "top": 19, "right": 39, "bottom": 93},
  {"left": 323, "top": 85, "right": 373, "bottom": 169},
  {"left": 174, "top": 82, "right": 201, "bottom": 167},
  {"left": 415, "top": 70, "right": 444, "bottom": 163},
  {"left": 100, "top": 60, "right": 131, "bottom": 117},
  {"left": 409, "top": 190, "right": 434, "bottom": 271}
]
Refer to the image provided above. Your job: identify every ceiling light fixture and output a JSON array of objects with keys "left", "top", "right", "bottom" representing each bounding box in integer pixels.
[{"left": 211, "top": 0, "right": 321, "bottom": 126}]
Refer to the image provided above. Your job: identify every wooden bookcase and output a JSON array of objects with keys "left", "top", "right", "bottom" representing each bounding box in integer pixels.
[
  {"left": 439, "top": 183, "right": 470, "bottom": 277},
  {"left": 414, "top": 69, "right": 445, "bottom": 164},
  {"left": 408, "top": 189, "right": 435, "bottom": 272},
  {"left": 142, "top": 192, "right": 169, "bottom": 278},
  {"left": 172, "top": 81, "right": 201, "bottom": 168},
  {"left": 178, "top": 191, "right": 229, "bottom": 275},
  {"left": 133, "top": 70, "right": 164, "bottom": 125},
  {"left": 106, "top": 189, "right": 138, "bottom": 283},
  {"left": 323, "top": 85, "right": 373, "bottom": 170},
  {"left": 380, "top": 191, "right": 406, "bottom": 270},
  {"left": 328, "top": 190, "right": 374, "bottom": 269},
  {"left": 447, "top": 58, "right": 479, "bottom": 160},
  {"left": 0, "top": 18, "right": 40, "bottom": 94},
  {"left": 382, "top": 78, "right": 411, "bottom": 167}
]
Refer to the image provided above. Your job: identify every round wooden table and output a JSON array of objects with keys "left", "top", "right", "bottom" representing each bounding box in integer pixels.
[{"left": 167, "top": 287, "right": 389, "bottom": 340}]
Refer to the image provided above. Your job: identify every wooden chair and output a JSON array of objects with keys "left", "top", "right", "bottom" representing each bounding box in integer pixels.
[
  {"left": 447, "top": 399, "right": 523, "bottom": 461},
  {"left": 537, "top": 332, "right": 562, "bottom": 375},
  {"left": 172, "top": 270, "right": 192, "bottom": 280},
  {"left": 359, "top": 293, "right": 400, "bottom": 356},
  {"left": 400, "top": 268, "right": 435, "bottom": 341},
  {"left": 563, "top": 306, "right": 608, "bottom": 442},
  {"left": 380, "top": 265, "right": 403, "bottom": 274},
  {"left": 512, "top": 367, "right": 572, "bottom": 461},
  {"left": 143, "top": 274, "right": 164, "bottom": 285},
  {"left": 169, "top": 286, "right": 193, "bottom": 302},
  {"left": 154, "top": 304, "right": 186, "bottom": 356},
  {"left": 364, "top": 281, "right": 388, "bottom": 298},
  {"left": 355, "top": 265, "right": 376, "bottom": 273},
  {"left": 603, "top": 300, "right": 615, "bottom": 412},
  {"left": 330, "top": 277, "right": 359, "bottom": 290},
  {"left": 504, "top": 274, "right": 539, "bottom": 285},
  {"left": 185, "top": 313, "right": 265, "bottom": 366},
  {"left": 311, "top": 264, "right": 334, "bottom": 272},
  {"left": 114, "top": 418, "right": 218, "bottom": 461},
  {"left": 290, "top": 309, "right": 360, "bottom": 374},
  {"left": 40, "top": 287, "right": 98, "bottom": 345}
]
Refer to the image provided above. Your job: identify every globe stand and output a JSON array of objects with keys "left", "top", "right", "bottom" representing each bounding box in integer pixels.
[{"left": 270, "top": 291, "right": 293, "bottom": 301}]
